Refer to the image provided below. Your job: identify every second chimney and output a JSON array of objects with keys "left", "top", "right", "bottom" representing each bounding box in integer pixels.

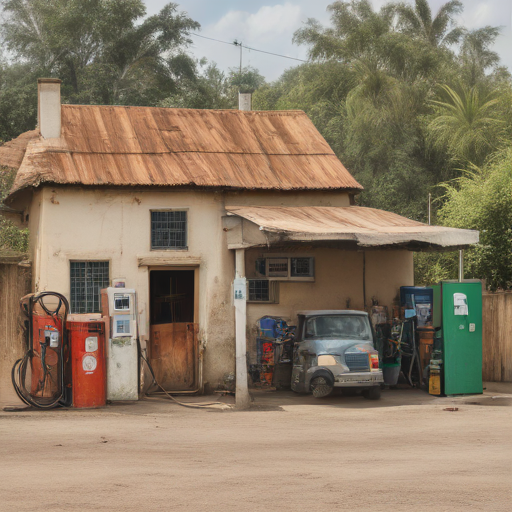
[
  {"left": 38, "top": 78, "right": 62, "bottom": 139},
  {"left": 238, "top": 92, "right": 252, "bottom": 111}
]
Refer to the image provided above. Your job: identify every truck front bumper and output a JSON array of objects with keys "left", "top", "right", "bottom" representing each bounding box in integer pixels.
[{"left": 333, "top": 371, "right": 384, "bottom": 387}]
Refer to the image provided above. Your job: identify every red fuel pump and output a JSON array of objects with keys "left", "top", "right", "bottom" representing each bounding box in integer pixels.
[
  {"left": 12, "top": 292, "right": 70, "bottom": 409},
  {"left": 68, "top": 320, "right": 106, "bottom": 408}
]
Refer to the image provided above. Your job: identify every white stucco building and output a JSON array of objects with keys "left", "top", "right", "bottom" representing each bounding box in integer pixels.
[{"left": 0, "top": 79, "right": 478, "bottom": 402}]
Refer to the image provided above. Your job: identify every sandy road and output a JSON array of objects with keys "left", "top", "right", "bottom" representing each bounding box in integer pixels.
[{"left": 0, "top": 388, "right": 511, "bottom": 512}]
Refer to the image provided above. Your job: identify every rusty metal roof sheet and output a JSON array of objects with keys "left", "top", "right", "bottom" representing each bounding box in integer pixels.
[
  {"left": 225, "top": 206, "right": 479, "bottom": 249},
  {"left": 6, "top": 106, "right": 362, "bottom": 197},
  {"left": 0, "top": 130, "right": 39, "bottom": 170}
]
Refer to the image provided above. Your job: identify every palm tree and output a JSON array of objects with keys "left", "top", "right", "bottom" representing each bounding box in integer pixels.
[
  {"left": 395, "top": 0, "right": 464, "bottom": 47},
  {"left": 293, "top": 0, "right": 397, "bottom": 62},
  {"left": 428, "top": 84, "right": 505, "bottom": 165},
  {"left": 460, "top": 27, "right": 501, "bottom": 85}
]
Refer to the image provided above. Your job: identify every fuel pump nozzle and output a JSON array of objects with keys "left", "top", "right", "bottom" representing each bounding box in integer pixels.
[{"left": 37, "top": 334, "right": 50, "bottom": 394}]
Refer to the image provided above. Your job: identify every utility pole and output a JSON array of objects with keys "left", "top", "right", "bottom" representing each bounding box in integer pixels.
[
  {"left": 233, "top": 40, "right": 242, "bottom": 76},
  {"left": 428, "top": 193, "right": 431, "bottom": 225}
]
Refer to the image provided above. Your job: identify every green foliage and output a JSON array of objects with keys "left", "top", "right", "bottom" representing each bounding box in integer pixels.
[
  {"left": 439, "top": 150, "right": 512, "bottom": 290},
  {"left": 159, "top": 64, "right": 266, "bottom": 110},
  {"left": 293, "top": 0, "right": 397, "bottom": 63},
  {"left": 428, "top": 84, "right": 506, "bottom": 166},
  {"left": 159, "top": 61, "right": 236, "bottom": 109},
  {"left": 0, "top": 219, "right": 29, "bottom": 253},
  {"left": 254, "top": 61, "right": 354, "bottom": 138},
  {"left": 414, "top": 251, "right": 457, "bottom": 286},
  {"left": 394, "top": 0, "right": 463, "bottom": 47},
  {"left": 258, "top": 0, "right": 511, "bottom": 227},
  {"left": 0, "top": 167, "right": 28, "bottom": 253},
  {"left": 0, "top": 62, "right": 39, "bottom": 142},
  {"left": 0, "top": 0, "right": 201, "bottom": 136},
  {"left": 228, "top": 66, "right": 265, "bottom": 94},
  {"left": 459, "top": 27, "right": 501, "bottom": 86}
]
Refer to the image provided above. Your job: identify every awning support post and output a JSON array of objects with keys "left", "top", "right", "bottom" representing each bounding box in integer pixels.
[{"left": 234, "top": 249, "right": 250, "bottom": 409}]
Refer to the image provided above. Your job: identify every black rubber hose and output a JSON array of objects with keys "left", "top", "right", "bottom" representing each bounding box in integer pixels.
[{"left": 10, "top": 291, "right": 70, "bottom": 410}]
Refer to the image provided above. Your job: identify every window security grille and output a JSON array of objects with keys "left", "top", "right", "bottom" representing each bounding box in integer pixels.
[
  {"left": 248, "top": 280, "right": 278, "bottom": 303},
  {"left": 249, "top": 280, "right": 270, "bottom": 301},
  {"left": 151, "top": 211, "right": 187, "bottom": 249},
  {"left": 291, "top": 257, "right": 314, "bottom": 277},
  {"left": 267, "top": 258, "right": 289, "bottom": 277},
  {"left": 70, "top": 261, "right": 109, "bottom": 313},
  {"left": 255, "top": 256, "right": 315, "bottom": 280}
]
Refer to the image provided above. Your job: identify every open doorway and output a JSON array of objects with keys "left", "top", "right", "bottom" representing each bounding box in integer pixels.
[{"left": 149, "top": 269, "right": 198, "bottom": 392}]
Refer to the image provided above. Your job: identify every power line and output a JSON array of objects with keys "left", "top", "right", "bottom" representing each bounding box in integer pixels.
[{"left": 190, "top": 32, "right": 308, "bottom": 63}]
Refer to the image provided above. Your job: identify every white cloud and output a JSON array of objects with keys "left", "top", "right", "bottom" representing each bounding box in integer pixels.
[
  {"left": 462, "top": 2, "right": 495, "bottom": 29},
  {"left": 213, "top": 3, "right": 302, "bottom": 43},
  {"left": 190, "top": 3, "right": 310, "bottom": 80}
]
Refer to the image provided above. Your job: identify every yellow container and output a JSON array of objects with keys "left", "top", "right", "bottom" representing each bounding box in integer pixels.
[{"left": 429, "top": 369, "right": 441, "bottom": 395}]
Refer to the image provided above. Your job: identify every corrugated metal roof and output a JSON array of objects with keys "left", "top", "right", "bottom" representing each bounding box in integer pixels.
[
  {"left": 5, "top": 106, "right": 363, "bottom": 196},
  {"left": 225, "top": 206, "right": 479, "bottom": 248}
]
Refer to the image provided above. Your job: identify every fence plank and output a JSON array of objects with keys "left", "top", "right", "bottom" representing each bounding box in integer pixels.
[
  {"left": 0, "top": 262, "right": 31, "bottom": 404},
  {"left": 482, "top": 291, "right": 512, "bottom": 383}
]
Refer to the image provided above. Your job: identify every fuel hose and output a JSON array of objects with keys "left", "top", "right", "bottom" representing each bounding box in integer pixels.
[
  {"left": 10, "top": 292, "right": 70, "bottom": 410},
  {"left": 138, "top": 340, "right": 231, "bottom": 410}
]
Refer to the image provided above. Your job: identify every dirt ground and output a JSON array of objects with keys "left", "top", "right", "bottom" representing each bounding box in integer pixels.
[{"left": 1, "top": 385, "right": 511, "bottom": 512}]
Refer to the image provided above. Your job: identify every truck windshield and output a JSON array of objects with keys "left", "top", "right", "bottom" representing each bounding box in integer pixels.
[{"left": 305, "top": 315, "right": 371, "bottom": 340}]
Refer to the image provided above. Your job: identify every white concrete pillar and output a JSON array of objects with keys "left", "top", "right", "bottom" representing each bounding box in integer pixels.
[
  {"left": 38, "top": 78, "right": 62, "bottom": 139},
  {"left": 234, "top": 248, "right": 250, "bottom": 409},
  {"left": 238, "top": 93, "right": 252, "bottom": 111}
]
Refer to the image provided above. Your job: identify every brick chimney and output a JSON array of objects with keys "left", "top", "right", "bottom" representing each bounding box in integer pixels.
[{"left": 38, "top": 78, "right": 62, "bottom": 139}]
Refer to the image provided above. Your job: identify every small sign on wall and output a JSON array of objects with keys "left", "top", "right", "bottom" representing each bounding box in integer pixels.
[{"left": 234, "top": 278, "right": 247, "bottom": 301}]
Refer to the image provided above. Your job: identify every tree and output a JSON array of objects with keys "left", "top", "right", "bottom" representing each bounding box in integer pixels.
[
  {"left": 228, "top": 66, "right": 265, "bottom": 94},
  {"left": 428, "top": 84, "right": 506, "bottom": 166},
  {"left": 293, "top": 0, "right": 397, "bottom": 63},
  {"left": 395, "top": 0, "right": 463, "bottom": 47},
  {"left": 0, "top": 60, "right": 39, "bottom": 142},
  {"left": 438, "top": 150, "right": 512, "bottom": 290},
  {"left": 159, "top": 61, "right": 237, "bottom": 110},
  {"left": 0, "top": 167, "right": 29, "bottom": 253},
  {"left": 459, "top": 27, "right": 501, "bottom": 86},
  {"left": 0, "top": 0, "right": 200, "bottom": 105}
]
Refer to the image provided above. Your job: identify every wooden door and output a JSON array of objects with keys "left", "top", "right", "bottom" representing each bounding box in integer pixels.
[{"left": 149, "top": 322, "right": 198, "bottom": 391}]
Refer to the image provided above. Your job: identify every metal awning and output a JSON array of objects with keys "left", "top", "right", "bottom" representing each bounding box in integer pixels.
[{"left": 223, "top": 206, "right": 479, "bottom": 251}]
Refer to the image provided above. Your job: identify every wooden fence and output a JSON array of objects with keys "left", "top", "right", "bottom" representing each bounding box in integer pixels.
[
  {"left": 0, "top": 257, "right": 31, "bottom": 404},
  {"left": 482, "top": 291, "right": 512, "bottom": 382}
]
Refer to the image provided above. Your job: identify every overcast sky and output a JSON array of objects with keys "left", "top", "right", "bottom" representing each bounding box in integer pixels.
[{"left": 144, "top": 0, "right": 512, "bottom": 81}]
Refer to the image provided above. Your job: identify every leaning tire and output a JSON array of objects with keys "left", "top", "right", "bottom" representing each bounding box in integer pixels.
[
  {"left": 363, "top": 387, "right": 381, "bottom": 400},
  {"left": 310, "top": 377, "right": 333, "bottom": 398}
]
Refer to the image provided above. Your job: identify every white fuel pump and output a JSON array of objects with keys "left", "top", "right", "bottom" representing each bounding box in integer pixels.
[{"left": 102, "top": 287, "right": 138, "bottom": 401}]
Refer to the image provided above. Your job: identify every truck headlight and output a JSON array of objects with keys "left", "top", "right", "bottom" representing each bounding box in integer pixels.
[{"left": 317, "top": 355, "right": 339, "bottom": 366}]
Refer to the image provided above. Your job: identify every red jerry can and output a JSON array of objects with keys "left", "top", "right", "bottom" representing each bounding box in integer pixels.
[{"left": 68, "top": 320, "right": 107, "bottom": 408}]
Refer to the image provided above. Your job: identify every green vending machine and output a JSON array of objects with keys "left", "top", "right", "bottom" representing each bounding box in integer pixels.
[{"left": 432, "top": 281, "right": 483, "bottom": 395}]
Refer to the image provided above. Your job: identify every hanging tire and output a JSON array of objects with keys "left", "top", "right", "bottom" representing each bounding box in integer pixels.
[
  {"left": 363, "top": 386, "right": 381, "bottom": 400},
  {"left": 310, "top": 376, "right": 333, "bottom": 398}
]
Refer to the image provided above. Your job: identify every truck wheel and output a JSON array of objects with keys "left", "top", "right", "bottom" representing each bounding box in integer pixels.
[
  {"left": 363, "top": 387, "right": 381, "bottom": 400},
  {"left": 310, "top": 377, "right": 333, "bottom": 398}
]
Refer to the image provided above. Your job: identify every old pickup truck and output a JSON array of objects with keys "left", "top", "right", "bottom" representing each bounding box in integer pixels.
[{"left": 291, "top": 310, "right": 384, "bottom": 399}]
